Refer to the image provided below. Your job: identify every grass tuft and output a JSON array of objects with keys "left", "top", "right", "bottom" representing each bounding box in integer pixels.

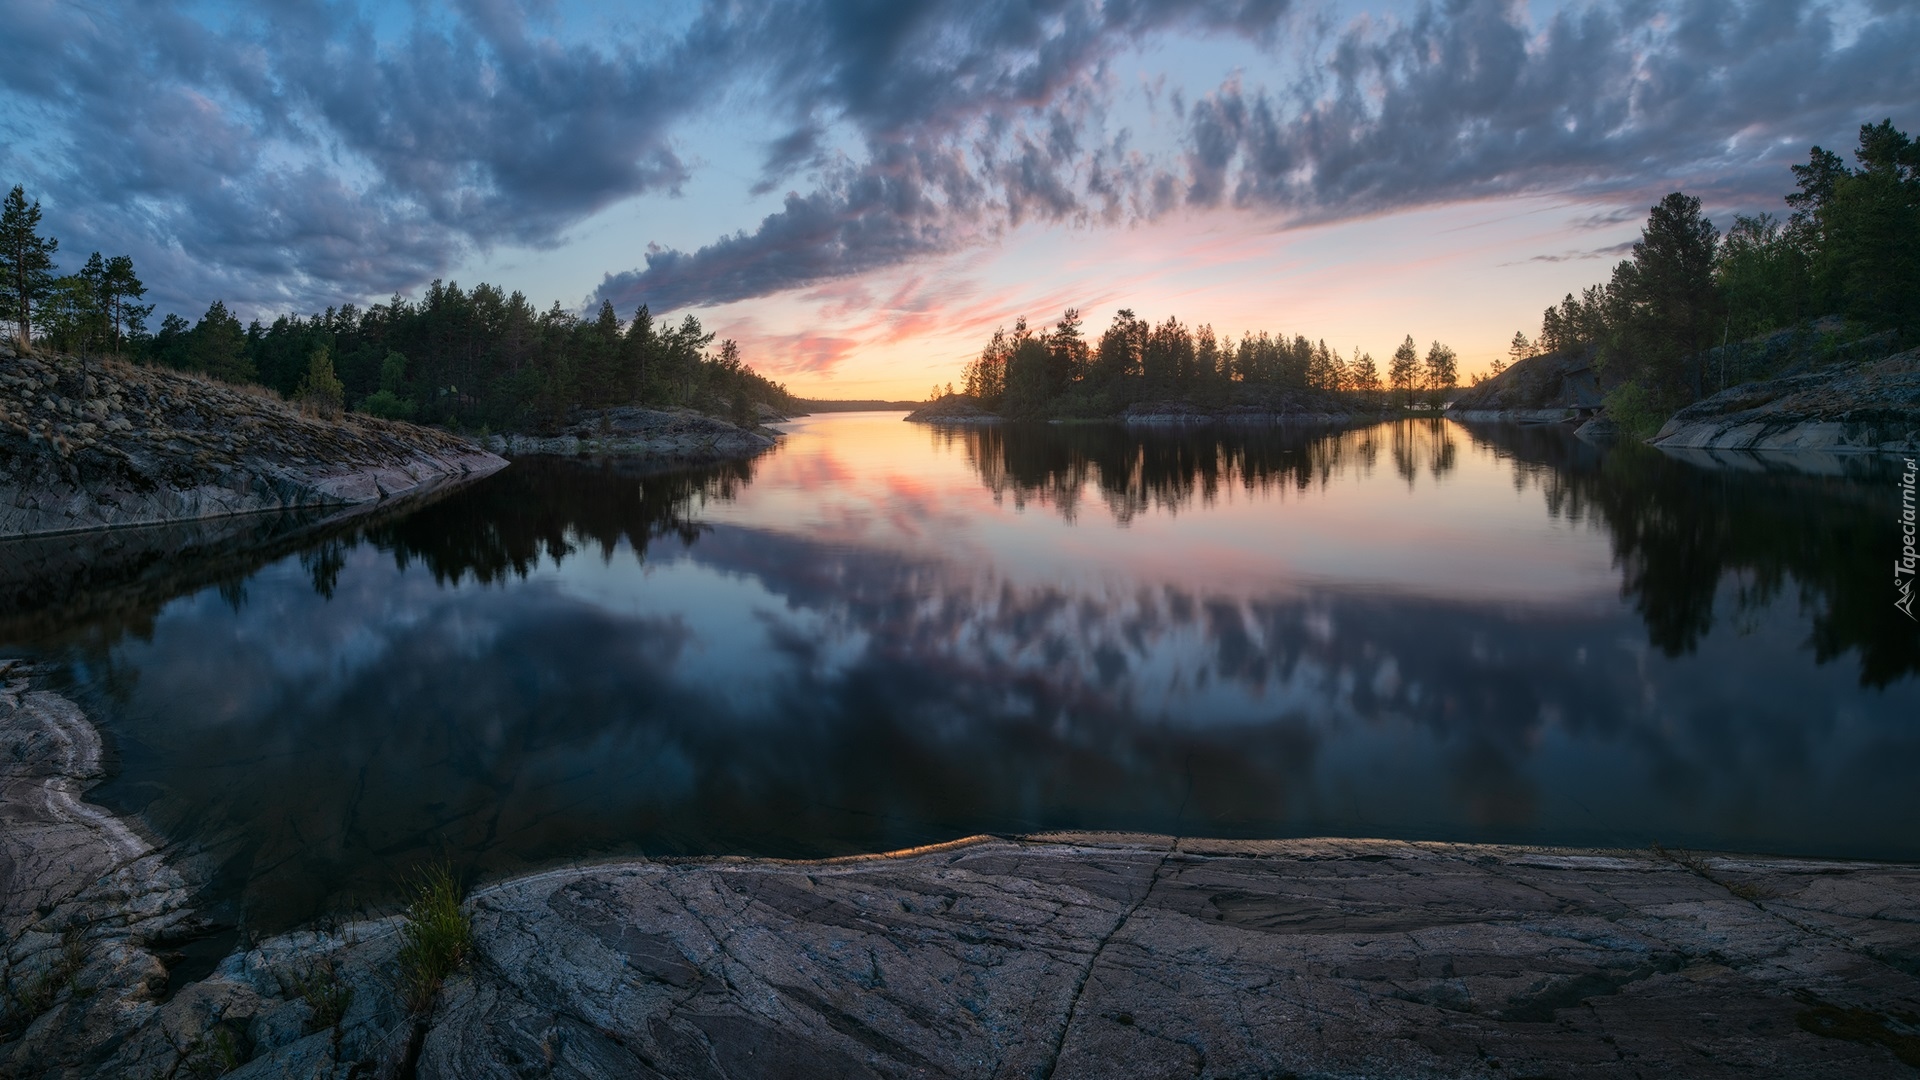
[
  {"left": 294, "top": 956, "right": 354, "bottom": 1032},
  {"left": 395, "top": 864, "right": 472, "bottom": 1017}
]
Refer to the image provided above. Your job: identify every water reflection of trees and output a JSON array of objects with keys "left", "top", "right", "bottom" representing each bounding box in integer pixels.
[
  {"left": 949, "top": 419, "right": 1916, "bottom": 686},
  {"left": 0, "top": 456, "right": 756, "bottom": 648},
  {"left": 1470, "top": 425, "right": 1918, "bottom": 686},
  {"left": 359, "top": 456, "right": 753, "bottom": 585},
  {"left": 935, "top": 419, "right": 1461, "bottom": 524}
]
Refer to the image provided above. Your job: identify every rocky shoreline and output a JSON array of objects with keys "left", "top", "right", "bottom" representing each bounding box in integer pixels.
[
  {"left": 1650, "top": 347, "right": 1920, "bottom": 454},
  {"left": 484, "top": 405, "right": 779, "bottom": 460},
  {"left": 0, "top": 345, "right": 505, "bottom": 537},
  {"left": 3, "top": 679, "right": 1918, "bottom": 1079}
]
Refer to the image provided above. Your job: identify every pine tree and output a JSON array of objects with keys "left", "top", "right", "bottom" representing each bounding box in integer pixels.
[
  {"left": 0, "top": 186, "right": 59, "bottom": 349},
  {"left": 1508, "top": 330, "right": 1531, "bottom": 365},
  {"left": 101, "top": 255, "right": 151, "bottom": 353},
  {"left": 189, "top": 300, "right": 255, "bottom": 382},
  {"left": 1423, "top": 341, "right": 1458, "bottom": 401},
  {"left": 1350, "top": 350, "right": 1381, "bottom": 400},
  {"left": 1388, "top": 335, "right": 1421, "bottom": 407},
  {"left": 296, "top": 344, "right": 345, "bottom": 417}
]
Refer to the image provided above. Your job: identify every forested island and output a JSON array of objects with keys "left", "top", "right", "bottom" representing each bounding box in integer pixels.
[{"left": 912, "top": 119, "right": 1919, "bottom": 446}]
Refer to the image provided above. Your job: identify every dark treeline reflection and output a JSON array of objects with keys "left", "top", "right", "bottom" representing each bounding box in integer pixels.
[
  {"left": 0, "top": 457, "right": 757, "bottom": 650},
  {"left": 948, "top": 419, "right": 1916, "bottom": 685},
  {"left": 1484, "top": 428, "right": 1919, "bottom": 687},
  {"left": 350, "top": 456, "right": 754, "bottom": 588},
  {"left": 942, "top": 419, "right": 1459, "bottom": 523},
  {"left": 22, "top": 423, "right": 1919, "bottom": 932}
]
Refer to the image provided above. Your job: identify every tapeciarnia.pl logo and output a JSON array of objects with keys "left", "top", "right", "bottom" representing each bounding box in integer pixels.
[{"left": 1899, "top": 457, "right": 1917, "bottom": 621}]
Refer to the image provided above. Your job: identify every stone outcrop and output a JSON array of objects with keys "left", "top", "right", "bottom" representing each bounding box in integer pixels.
[
  {"left": 1449, "top": 347, "right": 1608, "bottom": 422},
  {"left": 0, "top": 343, "right": 506, "bottom": 537},
  {"left": 0, "top": 665, "right": 200, "bottom": 1066},
  {"left": 486, "top": 406, "right": 778, "bottom": 459},
  {"left": 6, "top": 680, "right": 1920, "bottom": 1078},
  {"left": 1651, "top": 347, "right": 1920, "bottom": 454}
]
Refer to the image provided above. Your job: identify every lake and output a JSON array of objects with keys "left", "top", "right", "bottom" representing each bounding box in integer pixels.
[{"left": 4, "top": 412, "right": 1917, "bottom": 932}]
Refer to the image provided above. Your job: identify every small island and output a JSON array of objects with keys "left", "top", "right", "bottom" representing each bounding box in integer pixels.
[{"left": 905, "top": 123, "right": 1920, "bottom": 457}]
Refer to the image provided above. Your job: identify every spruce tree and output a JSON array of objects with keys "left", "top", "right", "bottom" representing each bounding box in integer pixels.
[{"left": 0, "top": 186, "right": 59, "bottom": 349}]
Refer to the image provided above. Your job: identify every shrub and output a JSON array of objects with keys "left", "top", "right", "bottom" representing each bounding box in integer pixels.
[
  {"left": 294, "top": 957, "right": 353, "bottom": 1032},
  {"left": 358, "top": 389, "right": 417, "bottom": 421},
  {"left": 295, "top": 346, "right": 345, "bottom": 418},
  {"left": 1602, "top": 381, "right": 1678, "bottom": 440}
]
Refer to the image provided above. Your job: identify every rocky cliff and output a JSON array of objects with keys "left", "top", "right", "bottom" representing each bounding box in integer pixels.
[{"left": 0, "top": 342, "right": 505, "bottom": 537}]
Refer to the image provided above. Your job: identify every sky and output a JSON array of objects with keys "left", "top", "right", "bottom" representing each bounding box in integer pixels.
[{"left": 2, "top": 0, "right": 1916, "bottom": 398}]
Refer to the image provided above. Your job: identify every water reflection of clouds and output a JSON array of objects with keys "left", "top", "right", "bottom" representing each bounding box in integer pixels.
[
  {"left": 56, "top": 420, "right": 1920, "bottom": 930},
  {"left": 716, "top": 418, "right": 1623, "bottom": 604}
]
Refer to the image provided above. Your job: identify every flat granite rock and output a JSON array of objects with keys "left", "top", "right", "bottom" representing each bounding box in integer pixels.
[
  {"left": 4, "top": 684, "right": 1919, "bottom": 1078},
  {"left": 399, "top": 837, "right": 1919, "bottom": 1080}
]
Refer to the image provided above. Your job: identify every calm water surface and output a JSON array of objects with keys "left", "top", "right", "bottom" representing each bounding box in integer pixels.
[{"left": 5, "top": 413, "right": 1917, "bottom": 929}]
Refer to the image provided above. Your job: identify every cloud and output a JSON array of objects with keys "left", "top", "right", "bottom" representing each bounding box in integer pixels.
[
  {"left": 599, "top": 0, "right": 1920, "bottom": 315},
  {"left": 0, "top": 0, "right": 719, "bottom": 314},
  {"left": 1502, "top": 240, "right": 1637, "bottom": 265},
  {"left": 4, "top": 0, "right": 1915, "bottom": 321},
  {"left": 1179, "top": 0, "right": 1920, "bottom": 221}
]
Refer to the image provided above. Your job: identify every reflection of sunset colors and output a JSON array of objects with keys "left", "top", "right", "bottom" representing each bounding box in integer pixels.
[
  {"left": 717, "top": 414, "right": 1619, "bottom": 604},
  {"left": 38, "top": 420, "right": 1920, "bottom": 928}
]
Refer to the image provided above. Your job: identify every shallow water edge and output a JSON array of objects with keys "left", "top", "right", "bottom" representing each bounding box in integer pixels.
[{"left": 5, "top": 679, "right": 1920, "bottom": 1079}]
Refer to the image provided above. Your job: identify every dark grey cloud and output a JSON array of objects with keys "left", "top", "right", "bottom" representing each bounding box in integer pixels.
[
  {"left": 0, "top": 0, "right": 726, "bottom": 315},
  {"left": 597, "top": 0, "right": 1288, "bottom": 313},
  {"left": 597, "top": 0, "right": 1919, "bottom": 315},
  {"left": 1503, "top": 240, "right": 1638, "bottom": 265},
  {"left": 3, "top": 0, "right": 1913, "bottom": 320},
  {"left": 1180, "top": 0, "right": 1920, "bottom": 220}
]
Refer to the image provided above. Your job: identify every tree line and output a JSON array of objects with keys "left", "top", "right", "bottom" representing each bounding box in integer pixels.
[
  {"left": 952, "top": 308, "right": 1458, "bottom": 417},
  {"left": 1497, "top": 118, "right": 1918, "bottom": 422},
  {"left": 0, "top": 186, "right": 795, "bottom": 433}
]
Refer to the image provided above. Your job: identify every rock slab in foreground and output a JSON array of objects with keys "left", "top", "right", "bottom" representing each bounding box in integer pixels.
[
  {"left": 14, "top": 831, "right": 1920, "bottom": 1077},
  {"left": 0, "top": 345, "right": 506, "bottom": 537}
]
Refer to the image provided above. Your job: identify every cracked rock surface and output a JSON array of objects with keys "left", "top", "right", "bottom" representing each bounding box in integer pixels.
[
  {"left": 0, "top": 344, "right": 506, "bottom": 537},
  {"left": 3, "top": 682, "right": 1919, "bottom": 1078}
]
